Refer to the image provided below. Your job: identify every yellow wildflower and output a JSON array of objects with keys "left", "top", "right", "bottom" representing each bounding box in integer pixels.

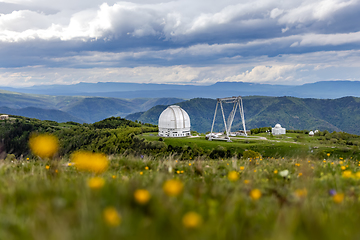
[
  {"left": 87, "top": 177, "right": 105, "bottom": 190},
  {"left": 45, "top": 165, "right": 50, "bottom": 170},
  {"left": 140, "top": 172, "right": 143, "bottom": 175},
  {"left": 55, "top": 169, "right": 58, "bottom": 173},
  {"left": 189, "top": 163, "right": 192, "bottom": 166},
  {"left": 341, "top": 166, "right": 346, "bottom": 170},
  {"left": 103, "top": 207, "right": 121, "bottom": 227},
  {"left": 240, "top": 166, "right": 245, "bottom": 170},
  {"left": 177, "top": 171, "right": 180, "bottom": 174},
  {"left": 333, "top": 193, "right": 344, "bottom": 204},
  {"left": 298, "top": 173, "right": 303, "bottom": 177},
  {"left": 181, "top": 170, "right": 184, "bottom": 174},
  {"left": 342, "top": 170, "right": 352, "bottom": 178},
  {"left": 274, "top": 170, "right": 278, "bottom": 174},
  {"left": 327, "top": 153, "right": 330, "bottom": 157},
  {"left": 134, "top": 189, "right": 151, "bottom": 205},
  {"left": 67, "top": 163, "right": 72, "bottom": 166},
  {"left": 112, "top": 175, "right": 116, "bottom": 179},
  {"left": 250, "top": 189, "right": 262, "bottom": 201},
  {"left": 244, "top": 180, "right": 250, "bottom": 184},
  {"left": 340, "top": 157, "right": 343, "bottom": 160},
  {"left": 163, "top": 179, "right": 184, "bottom": 197},
  {"left": 182, "top": 212, "right": 202, "bottom": 229},
  {"left": 72, "top": 151, "right": 108, "bottom": 174},
  {"left": 254, "top": 170, "right": 257, "bottom": 173},
  {"left": 323, "top": 160, "right": 326, "bottom": 163},
  {"left": 294, "top": 188, "right": 307, "bottom": 198},
  {"left": 227, "top": 171, "right": 239, "bottom": 182},
  {"left": 339, "top": 161, "right": 344, "bottom": 165},
  {"left": 29, "top": 134, "right": 59, "bottom": 159},
  {"left": 145, "top": 166, "right": 149, "bottom": 170}
]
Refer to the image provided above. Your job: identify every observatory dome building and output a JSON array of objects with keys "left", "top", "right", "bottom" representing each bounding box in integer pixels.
[
  {"left": 272, "top": 123, "right": 286, "bottom": 135},
  {"left": 158, "top": 105, "right": 191, "bottom": 137}
]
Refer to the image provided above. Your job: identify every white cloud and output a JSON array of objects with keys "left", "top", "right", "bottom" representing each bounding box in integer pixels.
[
  {"left": 297, "top": 31, "right": 360, "bottom": 46},
  {"left": 222, "top": 65, "right": 304, "bottom": 84},
  {"left": 270, "top": 8, "right": 284, "bottom": 18},
  {"left": 278, "top": 0, "right": 357, "bottom": 24}
]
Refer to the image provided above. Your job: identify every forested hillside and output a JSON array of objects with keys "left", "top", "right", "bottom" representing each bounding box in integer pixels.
[
  {"left": 126, "top": 96, "right": 360, "bottom": 134},
  {"left": 0, "top": 116, "right": 158, "bottom": 157}
]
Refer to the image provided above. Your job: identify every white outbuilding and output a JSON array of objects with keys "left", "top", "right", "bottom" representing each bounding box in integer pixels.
[
  {"left": 158, "top": 105, "right": 191, "bottom": 137},
  {"left": 0, "top": 115, "right": 9, "bottom": 120},
  {"left": 272, "top": 124, "right": 286, "bottom": 135},
  {"left": 309, "top": 131, "right": 314, "bottom": 136}
]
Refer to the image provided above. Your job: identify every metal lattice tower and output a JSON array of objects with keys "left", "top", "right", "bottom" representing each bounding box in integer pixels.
[{"left": 209, "top": 96, "right": 247, "bottom": 141}]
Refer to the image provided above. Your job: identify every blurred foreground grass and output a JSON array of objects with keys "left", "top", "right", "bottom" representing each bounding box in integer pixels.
[{"left": 1, "top": 155, "right": 360, "bottom": 240}]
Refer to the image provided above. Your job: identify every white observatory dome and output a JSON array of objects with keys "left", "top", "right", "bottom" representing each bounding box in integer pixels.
[
  {"left": 272, "top": 123, "right": 286, "bottom": 135},
  {"left": 158, "top": 105, "right": 191, "bottom": 137}
]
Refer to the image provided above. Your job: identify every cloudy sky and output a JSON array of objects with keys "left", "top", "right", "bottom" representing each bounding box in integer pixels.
[{"left": 1, "top": 0, "right": 360, "bottom": 87}]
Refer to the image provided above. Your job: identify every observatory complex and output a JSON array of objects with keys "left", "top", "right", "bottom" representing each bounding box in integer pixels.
[{"left": 158, "top": 105, "right": 191, "bottom": 137}]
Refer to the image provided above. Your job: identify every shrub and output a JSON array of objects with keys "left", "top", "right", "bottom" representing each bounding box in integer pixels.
[{"left": 242, "top": 150, "right": 261, "bottom": 159}]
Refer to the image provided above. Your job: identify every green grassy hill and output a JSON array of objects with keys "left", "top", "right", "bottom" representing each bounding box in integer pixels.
[{"left": 126, "top": 96, "right": 360, "bottom": 134}]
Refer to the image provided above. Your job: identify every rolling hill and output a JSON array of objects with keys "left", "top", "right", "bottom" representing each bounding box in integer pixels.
[
  {"left": 0, "top": 90, "right": 184, "bottom": 123},
  {"left": 0, "top": 106, "right": 84, "bottom": 123},
  {"left": 126, "top": 96, "right": 360, "bottom": 135}
]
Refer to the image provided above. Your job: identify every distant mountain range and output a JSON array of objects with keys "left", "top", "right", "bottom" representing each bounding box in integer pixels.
[
  {"left": 126, "top": 96, "right": 360, "bottom": 135},
  {"left": 1, "top": 81, "right": 360, "bottom": 134},
  {"left": 0, "top": 90, "right": 183, "bottom": 123},
  {"left": 2, "top": 80, "right": 360, "bottom": 99}
]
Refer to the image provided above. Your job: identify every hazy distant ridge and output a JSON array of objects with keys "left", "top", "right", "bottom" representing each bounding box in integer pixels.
[
  {"left": 2, "top": 81, "right": 360, "bottom": 99},
  {"left": 0, "top": 107, "right": 84, "bottom": 123},
  {"left": 0, "top": 90, "right": 183, "bottom": 123}
]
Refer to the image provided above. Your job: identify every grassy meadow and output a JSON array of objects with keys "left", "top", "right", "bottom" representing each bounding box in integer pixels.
[
  {"left": 2, "top": 116, "right": 360, "bottom": 239},
  {"left": 142, "top": 131, "right": 360, "bottom": 160},
  {"left": 2, "top": 145, "right": 360, "bottom": 239}
]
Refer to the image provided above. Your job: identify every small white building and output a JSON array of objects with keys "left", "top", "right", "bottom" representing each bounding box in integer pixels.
[
  {"left": 158, "top": 105, "right": 191, "bottom": 137},
  {"left": 0, "top": 115, "right": 9, "bottom": 120},
  {"left": 272, "top": 124, "right": 286, "bottom": 135},
  {"left": 309, "top": 131, "right": 314, "bottom": 136}
]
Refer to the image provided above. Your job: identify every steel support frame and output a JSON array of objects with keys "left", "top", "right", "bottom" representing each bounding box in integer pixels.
[{"left": 209, "top": 96, "right": 247, "bottom": 141}]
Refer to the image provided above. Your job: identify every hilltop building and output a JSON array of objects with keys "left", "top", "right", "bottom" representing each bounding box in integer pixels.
[
  {"left": 0, "top": 115, "right": 9, "bottom": 120},
  {"left": 272, "top": 124, "right": 286, "bottom": 135},
  {"left": 309, "top": 131, "right": 314, "bottom": 136},
  {"left": 158, "top": 105, "right": 191, "bottom": 137}
]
